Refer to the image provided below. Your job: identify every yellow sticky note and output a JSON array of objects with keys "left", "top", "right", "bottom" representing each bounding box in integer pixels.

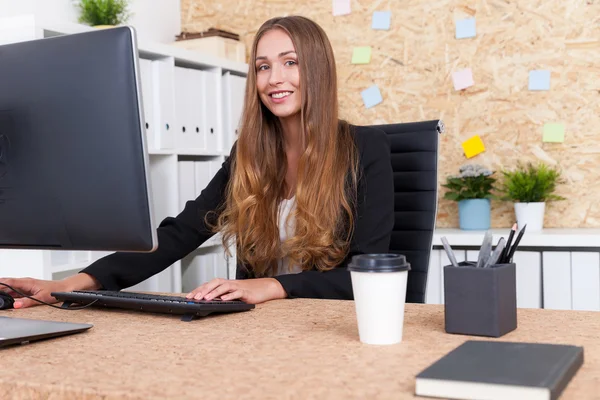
[
  {"left": 352, "top": 47, "right": 372, "bottom": 64},
  {"left": 462, "top": 135, "right": 485, "bottom": 158},
  {"left": 543, "top": 123, "right": 565, "bottom": 143}
]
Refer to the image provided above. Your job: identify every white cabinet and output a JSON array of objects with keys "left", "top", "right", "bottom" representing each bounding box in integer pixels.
[{"left": 0, "top": 17, "right": 247, "bottom": 294}]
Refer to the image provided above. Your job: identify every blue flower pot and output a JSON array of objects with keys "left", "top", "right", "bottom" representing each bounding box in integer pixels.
[{"left": 458, "top": 199, "right": 491, "bottom": 230}]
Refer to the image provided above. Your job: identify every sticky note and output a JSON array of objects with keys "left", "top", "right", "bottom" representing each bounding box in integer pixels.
[
  {"left": 333, "top": 0, "right": 350, "bottom": 16},
  {"left": 361, "top": 85, "right": 383, "bottom": 109},
  {"left": 455, "top": 17, "right": 476, "bottom": 39},
  {"left": 462, "top": 135, "right": 485, "bottom": 158},
  {"left": 543, "top": 123, "right": 565, "bottom": 143},
  {"left": 351, "top": 47, "right": 372, "bottom": 64},
  {"left": 372, "top": 11, "right": 391, "bottom": 30},
  {"left": 529, "top": 70, "right": 551, "bottom": 90},
  {"left": 452, "top": 68, "right": 474, "bottom": 90}
]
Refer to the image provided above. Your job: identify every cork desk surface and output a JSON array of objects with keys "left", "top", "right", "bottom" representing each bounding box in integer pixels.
[{"left": 1, "top": 299, "right": 599, "bottom": 400}]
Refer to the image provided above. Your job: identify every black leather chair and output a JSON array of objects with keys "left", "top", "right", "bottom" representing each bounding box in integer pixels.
[{"left": 371, "top": 120, "right": 443, "bottom": 303}]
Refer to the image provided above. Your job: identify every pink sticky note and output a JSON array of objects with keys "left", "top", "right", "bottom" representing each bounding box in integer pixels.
[
  {"left": 333, "top": 0, "right": 351, "bottom": 16},
  {"left": 452, "top": 68, "right": 474, "bottom": 91}
]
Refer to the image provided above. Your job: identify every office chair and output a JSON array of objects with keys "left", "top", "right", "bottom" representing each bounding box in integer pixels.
[{"left": 370, "top": 120, "right": 443, "bottom": 303}]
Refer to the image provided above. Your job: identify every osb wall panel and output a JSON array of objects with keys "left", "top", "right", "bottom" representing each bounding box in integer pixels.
[{"left": 181, "top": 0, "right": 600, "bottom": 228}]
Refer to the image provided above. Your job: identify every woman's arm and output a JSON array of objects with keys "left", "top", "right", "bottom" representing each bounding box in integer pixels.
[
  {"left": 78, "top": 153, "right": 234, "bottom": 291},
  {"left": 273, "top": 127, "right": 394, "bottom": 299}
]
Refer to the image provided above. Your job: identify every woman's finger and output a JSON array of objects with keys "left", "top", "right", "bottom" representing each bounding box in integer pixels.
[
  {"left": 186, "top": 283, "right": 207, "bottom": 299},
  {"left": 221, "top": 290, "right": 243, "bottom": 301},
  {"left": 203, "top": 281, "right": 235, "bottom": 300},
  {"left": 192, "top": 278, "right": 226, "bottom": 300},
  {"left": 13, "top": 296, "right": 42, "bottom": 309}
]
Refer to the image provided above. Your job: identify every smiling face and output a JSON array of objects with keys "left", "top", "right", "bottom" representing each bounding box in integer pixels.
[{"left": 255, "top": 29, "right": 301, "bottom": 121}]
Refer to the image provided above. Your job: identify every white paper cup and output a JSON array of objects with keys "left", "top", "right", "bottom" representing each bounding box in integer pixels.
[{"left": 348, "top": 254, "right": 410, "bottom": 345}]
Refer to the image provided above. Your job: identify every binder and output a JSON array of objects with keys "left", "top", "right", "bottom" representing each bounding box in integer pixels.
[
  {"left": 177, "top": 161, "right": 196, "bottom": 211},
  {"left": 222, "top": 72, "right": 233, "bottom": 151},
  {"left": 204, "top": 254, "right": 217, "bottom": 282},
  {"left": 209, "top": 160, "right": 222, "bottom": 181},
  {"left": 182, "top": 254, "right": 216, "bottom": 292},
  {"left": 174, "top": 66, "right": 191, "bottom": 148},
  {"left": 181, "top": 256, "right": 205, "bottom": 293},
  {"left": 231, "top": 74, "right": 246, "bottom": 148},
  {"left": 189, "top": 69, "right": 207, "bottom": 150},
  {"left": 138, "top": 58, "right": 155, "bottom": 150},
  {"left": 151, "top": 59, "right": 175, "bottom": 148},
  {"left": 203, "top": 70, "right": 221, "bottom": 152},
  {"left": 214, "top": 251, "right": 228, "bottom": 279},
  {"left": 221, "top": 72, "right": 246, "bottom": 153},
  {"left": 194, "top": 161, "right": 211, "bottom": 197}
]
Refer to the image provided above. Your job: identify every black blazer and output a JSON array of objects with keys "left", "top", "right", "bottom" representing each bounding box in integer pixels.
[{"left": 80, "top": 125, "right": 395, "bottom": 300}]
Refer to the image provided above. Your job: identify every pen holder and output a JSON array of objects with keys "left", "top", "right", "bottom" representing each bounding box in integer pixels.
[{"left": 443, "top": 261, "right": 517, "bottom": 338}]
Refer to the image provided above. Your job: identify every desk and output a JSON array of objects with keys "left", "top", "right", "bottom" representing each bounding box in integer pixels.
[{"left": 1, "top": 300, "right": 599, "bottom": 399}]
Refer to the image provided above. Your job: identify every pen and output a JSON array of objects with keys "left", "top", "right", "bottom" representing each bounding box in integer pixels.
[
  {"left": 493, "top": 236, "right": 504, "bottom": 253},
  {"left": 500, "top": 223, "right": 517, "bottom": 263},
  {"left": 476, "top": 231, "right": 493, "bottom": 268},
  {"left": 505, "top": 224, "right": 527, "bottom": 263},
  {"left": 441, "top": 236, "right": 459, "bottom": 268},
  {"left": 484, "top": 237, "right": 505, "bottom": 268}
]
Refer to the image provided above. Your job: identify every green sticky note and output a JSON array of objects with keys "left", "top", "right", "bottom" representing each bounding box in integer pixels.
[
  {"left": 543, "top": 123, "right": 565, "bottom": 143},
  {"left": 352, "top": 47, "right": 372, "bottom": 64}
]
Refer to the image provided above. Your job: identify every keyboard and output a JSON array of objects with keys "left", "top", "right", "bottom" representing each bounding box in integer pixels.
[{"left": 51, "top": 290, "right": 255, "bottom": 321}]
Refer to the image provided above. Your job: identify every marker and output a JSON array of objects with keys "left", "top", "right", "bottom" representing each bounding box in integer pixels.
[{"left": 441, "top": 236, "right": 460, "bottom": 268}]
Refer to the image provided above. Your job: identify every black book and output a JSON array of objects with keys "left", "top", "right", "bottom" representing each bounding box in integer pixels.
[{"left": 415, "top": 340, "right": 584, "bottom": 400}]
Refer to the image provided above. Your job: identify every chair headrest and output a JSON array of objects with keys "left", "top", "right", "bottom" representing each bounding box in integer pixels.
[{"left": 436, "top": 120, "right": 445, "bottom": 134}]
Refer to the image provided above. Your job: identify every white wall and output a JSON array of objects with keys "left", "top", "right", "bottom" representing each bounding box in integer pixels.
[{"left": 0, "top": 0, "right": 181, "bottom": 44}]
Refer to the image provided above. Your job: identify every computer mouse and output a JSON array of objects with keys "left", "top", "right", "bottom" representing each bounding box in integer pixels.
[{"left": 0, "top": 292, "right": 15, "bottom": 310}]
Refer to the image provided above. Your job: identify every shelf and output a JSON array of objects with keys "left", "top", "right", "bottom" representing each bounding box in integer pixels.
[
  {"left": 148, "top": 149, "right": 229, "bottom": 157},
  {"left": 49, "top": 261, "right": 90, "bottom": 275},
  {"left": 433, "top": 228, "right": 600, "bottom": 248},
  {"left": 49, "top": 236, "right": 222, "bottom": 275},
  {"left": 38, "top": 21, "right": 249, "bottom": 74}
]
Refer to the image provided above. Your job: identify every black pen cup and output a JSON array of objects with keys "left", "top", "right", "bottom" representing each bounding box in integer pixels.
[{"left": 443, "top": 261, "right": 517, "bottom": 338}]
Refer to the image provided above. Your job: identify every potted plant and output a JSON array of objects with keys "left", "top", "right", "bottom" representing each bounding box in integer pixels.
[
  {"left": 76, "top": 0, "right": 132, "bottom": 29},
  {"left": 498, "top": 162, "right": 565, "bottom": 231},
  {"left": 442, "top": 164, "right": 496, "bottom": 230}
]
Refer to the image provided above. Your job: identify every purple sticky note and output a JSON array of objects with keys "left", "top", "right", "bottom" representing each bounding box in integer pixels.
[
  {"left": 452, "top": 68, "right": 474, "bottom": 91},
  {"left": 333, "top": 0, "right": 351, "bottom": 16}
]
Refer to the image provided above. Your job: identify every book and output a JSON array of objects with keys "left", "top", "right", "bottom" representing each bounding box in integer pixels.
[{"left": 415, "top": 340, "right": 584, "bottom": 400}]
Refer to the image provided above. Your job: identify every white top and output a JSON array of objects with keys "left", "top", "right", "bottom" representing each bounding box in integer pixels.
[{"left": 273, "top": 196, "right": 303, "bottom": 276}]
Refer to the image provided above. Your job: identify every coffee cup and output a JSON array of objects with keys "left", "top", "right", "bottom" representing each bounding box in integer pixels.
[{"left": 347, "top": 253, "right": 411, "bottom": 345}]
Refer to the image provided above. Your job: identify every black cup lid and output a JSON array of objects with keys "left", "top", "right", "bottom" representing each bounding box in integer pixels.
[{"left": 347, "top": 253, "right": 411, "bottom": 273}]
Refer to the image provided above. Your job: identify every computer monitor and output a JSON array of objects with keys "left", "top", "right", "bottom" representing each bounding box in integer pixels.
[{"left": 0, "top": 26, "right": 157, "bottom": 252}]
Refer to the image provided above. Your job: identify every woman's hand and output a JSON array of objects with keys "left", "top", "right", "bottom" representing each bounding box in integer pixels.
[
  {"left": 186, "top": 278, "right": 287, "bottom": 304},
  {"left": 0, "top": 277, "right": 68, "bottom": 309},
  {"left": 0, "top": 273, "right": 101, "bottom": 309}
]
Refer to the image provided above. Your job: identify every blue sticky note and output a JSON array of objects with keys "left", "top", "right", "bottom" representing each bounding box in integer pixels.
[
  {"left": 455, "top": 18, "right": 476, "bottom": 39},
  {"left": 372, "top": 11, "right": 391, "bottom": 30},
  {"left": 361, "top": 85, "right": 383, "bottom": 108},
  {"left": 529, "top": 70, "right": 551, "bottom": 90}
]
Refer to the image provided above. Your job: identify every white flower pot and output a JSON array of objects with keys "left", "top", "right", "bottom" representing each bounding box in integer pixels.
[{"left": 514, "top": 202, "right": 546, "bottom": 232}]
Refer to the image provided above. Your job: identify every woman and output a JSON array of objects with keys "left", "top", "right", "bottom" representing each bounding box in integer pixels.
[{"left": 0, "top": 16, "right": 394, "bottom": 308}]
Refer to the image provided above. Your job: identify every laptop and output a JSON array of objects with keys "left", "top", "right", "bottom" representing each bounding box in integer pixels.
[{"left": 0, "top": 316, "right": 92, "bottom": 348}]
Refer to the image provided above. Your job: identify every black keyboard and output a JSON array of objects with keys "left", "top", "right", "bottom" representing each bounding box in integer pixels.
[{"left": 51, "top": 290, "right": 255, "bottom": 321}]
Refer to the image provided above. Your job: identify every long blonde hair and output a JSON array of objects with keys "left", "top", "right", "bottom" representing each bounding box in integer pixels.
[{"left": 212, "top": 16, "right": 359, "bottom": 277}]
